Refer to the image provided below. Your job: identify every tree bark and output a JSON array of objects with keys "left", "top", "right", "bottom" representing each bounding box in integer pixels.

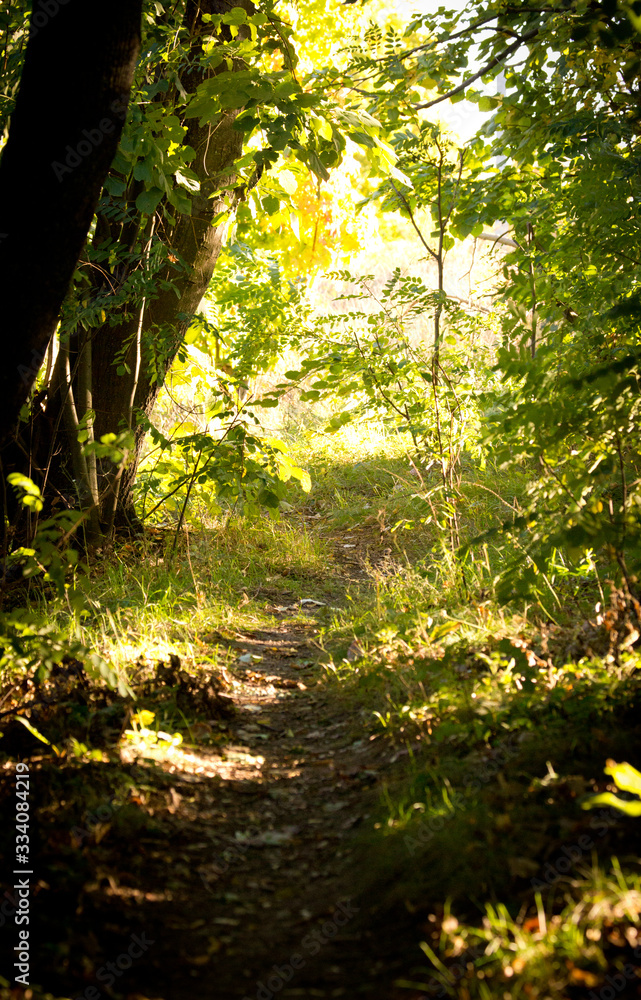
[
  {"left": 41, "top": 0, "right": 248, "bottom": 531},
  {"left": 0, "top": 0, "right": 142, "bottom": 448},
  {"left": 95, "top": 103, "right": 244, "bottom": 529}
]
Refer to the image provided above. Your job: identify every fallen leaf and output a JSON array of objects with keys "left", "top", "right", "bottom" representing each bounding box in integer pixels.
[
  {"left": 241, "top": 826, "right": 300, "bottom": 847},
  {"left": 238, "top": 652, "right": 263, "bottom": 664},
  {"left": 567, "top": 966, "right": 600, "bottom": 987}
]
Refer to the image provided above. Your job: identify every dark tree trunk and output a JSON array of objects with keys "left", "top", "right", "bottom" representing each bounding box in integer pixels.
[{"left": 0, "top": 0, "right": 142, "bottom": 449}]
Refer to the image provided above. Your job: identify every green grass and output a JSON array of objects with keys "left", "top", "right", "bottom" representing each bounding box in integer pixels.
[
  {"left": 57, "top": 517, "right": 338, "bottom": 674},
  {"left": 2, "top": 420, "right": 640, "bottom": 1000},
  {"left": 395, "top": 861, "right": 641, "bottom": 998}
]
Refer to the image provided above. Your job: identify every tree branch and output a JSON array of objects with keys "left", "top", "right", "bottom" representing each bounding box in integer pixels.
[
  {"left": 388, "top": 180, "right": 438, "bottom": 262},
  {"left": 414, "top": 29, "right": 539, "bottom": 110},
  {"left": 477, "top": 231, "right": 519, "bottom": 248}
]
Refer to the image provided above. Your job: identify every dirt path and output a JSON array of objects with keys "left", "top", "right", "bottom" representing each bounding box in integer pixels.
[{"left": 56, "top": 618, "right": 425, "bottom": 1000}]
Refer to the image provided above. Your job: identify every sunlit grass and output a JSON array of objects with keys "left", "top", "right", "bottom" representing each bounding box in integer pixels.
[
  {"left": 54, "top": 516, "right": 336, "bottom": 674},
  {"left": 396, "top": 861, "right": 641, "bottom": 999}
]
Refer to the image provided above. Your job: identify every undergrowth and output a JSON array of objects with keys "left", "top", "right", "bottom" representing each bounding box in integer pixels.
[{"left": 1, "top": 424, "right": 640, "bottom": 1000}]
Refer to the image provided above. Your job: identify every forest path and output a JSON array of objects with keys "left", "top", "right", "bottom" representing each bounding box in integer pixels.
[
  {"left": 87, "top": 614, "right": 424, "bottom": 1000},
  {"left": 0, "top": 519, "right": 431, "bottom": 1000}
]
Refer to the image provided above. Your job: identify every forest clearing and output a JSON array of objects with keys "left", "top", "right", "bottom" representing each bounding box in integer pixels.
[{"left": 1, "top": 0, "right": 641, "bottom": 998}]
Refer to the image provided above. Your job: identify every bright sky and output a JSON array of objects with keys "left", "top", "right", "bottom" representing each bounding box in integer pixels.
[{"left": 381, "top": 0, "right": 493, "bottom": 141}]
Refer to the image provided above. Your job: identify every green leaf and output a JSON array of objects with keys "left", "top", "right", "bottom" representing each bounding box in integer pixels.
[
  {"left": 133, "top": 159, "right": 154, "bottom": 183},
  {"left": 317, "top": 118, "right": 333, "bottom": 141},
  {"left": 14, "top": 716, "right": 61, "bottom": 755},
  {"left": 350, "top": 130, "right": 377, "bottom": 148},
  {"left": 306, "top": 149, "right": 330, "bottom": 182},
  {"left": 279, "top": 169, "right": 298, "bottom": 195},
  {"left": 7, "top": 473, "right": 44, "bottom": 512},
  {"left": 104, "top": 175, "right": 126, "bottom": 196},
  {"left": 135, "top": 188, "right": 164, "bottom": 215},
  {"left": 262, "top": 194, "right": 280, "bottom": 215},
  {"left": 222, "top": 7, "right": 247, "bottom": 23},
  {"left": 175, "top": 170, "right": 200, "bottom": 193},
  {"left": 168, "top": 186, "right": 192, "bottom": 215},
  {"left": 289, "top": 466, "right": 312, "bottom": 492},
  {"left": 257, "top": 489, "right": 281, "bottom": 509}
]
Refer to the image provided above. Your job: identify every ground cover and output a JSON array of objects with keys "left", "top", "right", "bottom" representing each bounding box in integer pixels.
[{"left": 1, "top": 428, "right": 640, "bottom": 1000}]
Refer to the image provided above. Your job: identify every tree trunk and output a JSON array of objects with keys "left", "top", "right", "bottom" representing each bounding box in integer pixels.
[
  {"left": 0, "top": 0, "right": 141, "bottom": 449},
  {"left": 39, "top": 0, "right": 248, "bottom": 533}
]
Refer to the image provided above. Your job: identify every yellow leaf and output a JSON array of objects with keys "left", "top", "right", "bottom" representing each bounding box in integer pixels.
[
  {"left": 604, "top": 759, "right": 641, "bottom": 795},
  {"left": 582, "top": 791, "right": 641, "bottom": 816},
  {"left": 14, "top": 716, "right": 61, "bottom": 756},
  {"left": 132, "top": 709, "right": 155, "bottom": 728}
]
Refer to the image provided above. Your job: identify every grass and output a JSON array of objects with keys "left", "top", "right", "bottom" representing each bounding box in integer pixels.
[
  {"left": 61, "top": 517, "right": 337, "bottom": 675},
  {"left": 2, "top": 420, "right": 640, "bottom": 1000},
  {"left": 284, "top": 426, "right": 641, "bottom": 996},
  {"left": 396, "top": 861, "right": 641, "bottom": 998}
]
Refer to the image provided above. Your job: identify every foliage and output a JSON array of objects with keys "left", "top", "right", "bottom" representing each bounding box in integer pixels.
[
  {"left": 313, "top": 0, "right": 641, "bottom": 595},
  {"left": 407, "top": 863, "right": 641, "bottom": 999},
  {"left": 137, "top": 411, "right": 310, "bottom": 526},
  {"left": 195, "top": 242, "right": 310, "bottom": 379},
  {"left": 2, "top": 423, "right": 639, "bottom": 997},
  {"left": 136, "top": 246, "right": 313, "bottom": 527},
  {"left": 4, "top": 2, "right": 641, "bottom": 994},
  {"left": 475, "top": 329, "right": 641, "bottom": 599},
  {"left": 123, "top": 709, "right": 183, "bottom": 750},
  {"left": 583, "top": 760, "right": 641, "bottom": 817},
  {"left": 280, "top": 268, "right": 499, "bottom": 547},
  {"left": 0, "top": 476, "right": 125, "bottom": 690},
  {"left": 6, "top": 473, "right": 83, "bottom": 597}
]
